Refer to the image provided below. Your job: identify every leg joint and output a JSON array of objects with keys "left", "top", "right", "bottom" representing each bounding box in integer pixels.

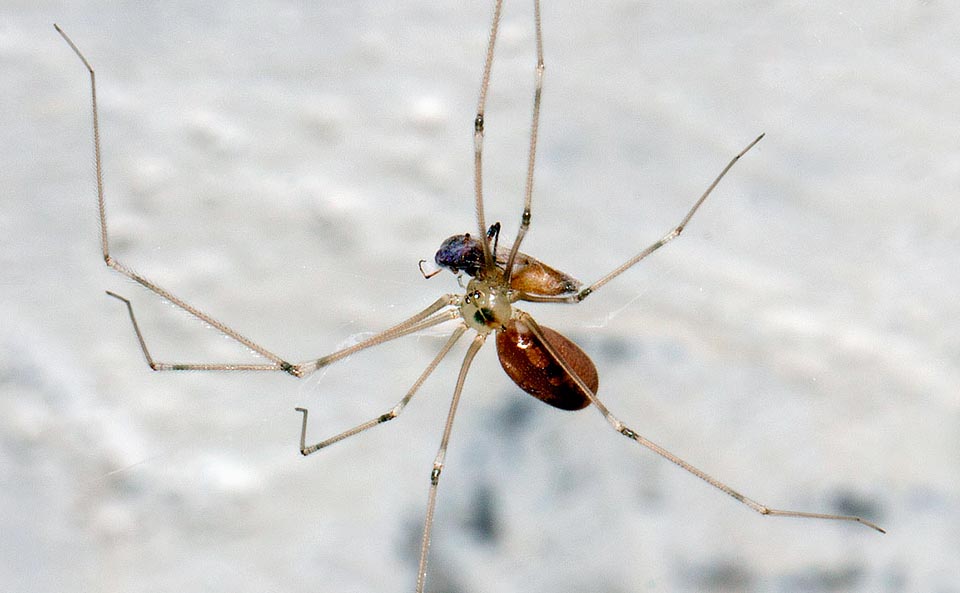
[{"left": 281, "top": 361, "right": 302, "bottom": 377}]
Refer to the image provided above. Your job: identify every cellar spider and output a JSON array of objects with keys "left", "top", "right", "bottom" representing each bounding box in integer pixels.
[{"left": 56, "top": 2, "right": 884, "bottom": 591}]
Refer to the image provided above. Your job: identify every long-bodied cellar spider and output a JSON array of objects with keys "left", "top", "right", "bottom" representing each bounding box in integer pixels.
[{"left": 56, "top": 1, "right": 883, "bottom": 591}]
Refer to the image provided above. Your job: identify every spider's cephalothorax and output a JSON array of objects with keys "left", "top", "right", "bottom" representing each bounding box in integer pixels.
[{"left": 459, "top": 276, "right": 512, "bottom": 334}]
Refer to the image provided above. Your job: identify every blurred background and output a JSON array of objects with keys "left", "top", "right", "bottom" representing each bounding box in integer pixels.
[{"left": 4, "top": 1, "right": 958, "bottom": 592}]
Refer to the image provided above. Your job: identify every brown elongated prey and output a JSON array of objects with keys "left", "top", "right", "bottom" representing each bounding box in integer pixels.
[{"left": 55, "top": 4, "right": 883, "bottom": 592}]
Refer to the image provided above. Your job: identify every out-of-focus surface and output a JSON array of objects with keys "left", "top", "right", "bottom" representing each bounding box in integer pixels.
[{"left": 4, "top": 2, "right": 957, "bottom": 592}]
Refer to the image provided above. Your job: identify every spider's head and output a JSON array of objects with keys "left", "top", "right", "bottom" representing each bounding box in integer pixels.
[{"left": 459, "top": 276, "right": 512, "bottom": 334}]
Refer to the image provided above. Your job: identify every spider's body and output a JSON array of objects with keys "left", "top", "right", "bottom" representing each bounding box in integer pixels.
[
  {"left": 56, "top": 2, "right": 883, "bottom": 591},
  {"left": 439, "top": 225, "right": 597, "bottom": 411}
]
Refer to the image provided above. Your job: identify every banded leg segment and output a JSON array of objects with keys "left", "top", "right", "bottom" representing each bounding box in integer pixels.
[
  {"left": 295, "top": 295, "right": 460, "bottom": 375},
  {"left": 503, "top": 0, "right": 545, "bottom": 283},
  {"left": 516, "top": 312, "right": 885, "bottom": 533},
  {"left": 516, "top": 134, "right": 766, "bottom": 304},
  {"left": 297, "top": 325, "right": 467, "bottom": 455},
  {"left": 416, "top": 334, "right": 486, "bottom": 593},
  {"left": 107, "top": 291, "right": 287, "bottom": 372},
  {"left": 56, "top": 25, "right": 303, "bottom": 373},
  {"left": 108, "top": 289, "right": 458, "bottom": 377},
  {"left": 472, "top": 0, "right": 504, "bottom": 273},
  {"left": 57, "top": 25, "right": 461, "bottom": 380}
]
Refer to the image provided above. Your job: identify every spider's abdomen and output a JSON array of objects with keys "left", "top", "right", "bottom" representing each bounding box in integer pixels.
[{"left": 496, "top": 318, "right": 597, "bottom": 411}]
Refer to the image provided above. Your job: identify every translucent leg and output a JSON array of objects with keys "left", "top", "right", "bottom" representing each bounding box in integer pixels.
[
  {"left": 57, "top": 25, "right": 305, "bottom": 371},
  {"left": 503, "top": 0, "right": 545, "bottom": 282},
  {"left": 58, "top": 26, "right": 460, "bottom": 379},
  {"left": 416, "top": 334, "right": 487, "bottom": 593},
  {"left": 516, "top": 134, "right": 766, "bottom": 304},
  {"left": 295, "top": 296, "right": 460, "bottom": 376},
  {"left": 108, "top": 290, "right": 458, "bottom": 377},
  {"left": 296, "top": 326, "right": 466, "bottom": 455},
  {"left": 517, "top": 312, "right": 885, "bottom": 533},
  {"left": 471, "top": 0, "right": 504, "bottom": 271}
]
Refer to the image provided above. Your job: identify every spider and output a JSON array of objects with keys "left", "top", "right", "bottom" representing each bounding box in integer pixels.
[{"left": 56, "top": 2, "right": 883, "bottom": 592}]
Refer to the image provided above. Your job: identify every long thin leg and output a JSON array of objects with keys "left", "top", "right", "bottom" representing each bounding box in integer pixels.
[
  {"left": 56, "top": 25, "right": 304, "bottom": 372},
  {"left": 473, "top": 0, "right": 504, "bottom": 273},
  {"left": 503, "top": 0, "right": 544, "bottom": 283},
  {"left": 296, "top": 326, "right": 467, "bottom": 455},
  {"left": 516, "top": 133, "right": 766, "bottom": 304},
  {"left": 416, "top": 333, "right": 486, "bottom": 593},
  {"left": 109, "top": 289, "right": 458, "bottom": 376},
  {"left": 57, "top": 25, "right": 458, "bottom": 379},
  {"left": 105, "top": 290, "right": 279, "bottom": 372},
  {"left": 294, "top": 296, "right": 460, "bottom": 376},
  {"left": 55, "top": 25, "right": 305, "bottom": 369},
  {"left": 517, "top": 312, "right": 885, "bottom": 533}
]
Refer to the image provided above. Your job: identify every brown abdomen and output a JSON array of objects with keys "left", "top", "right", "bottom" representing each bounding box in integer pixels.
[
  {"left": 496, "top": 319, "right": 598, "bottom": 411},
  {"left": 503, "top": 254, "right": 582, "bottom": 296}
]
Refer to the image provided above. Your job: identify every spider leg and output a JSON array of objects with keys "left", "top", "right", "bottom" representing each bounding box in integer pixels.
[
  {"left": 58, "top": 25, "right": 460, "bottom": 379},
  {"left": 472, "top": 0, "right": 504, "bottom": 272},
  {"left": 296, "top": 326, "right": 467, "bottom": 455},
  {"left": 515, "top": 133, "right": 765, "bottom": 304},
  {"left": 56, "top": 25, "right": 304, "bottom": 370},
  {"left": 416, "top": 333, "right": 487, "bottom": 593},
  {"left": 295, "top": 297, "right": 460, "bottom": 376},
  {"left": 517, "top": 312, "right": 885, "bottom": 533},
  {"left": 502, "top": 0, "right": 544, "bottom": 283},
  {"left": 105, "top": 290, "right": 287, "bottom": 372},
  {"left": 107, "top": 289, "right": 458, "bottom": 376}
]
